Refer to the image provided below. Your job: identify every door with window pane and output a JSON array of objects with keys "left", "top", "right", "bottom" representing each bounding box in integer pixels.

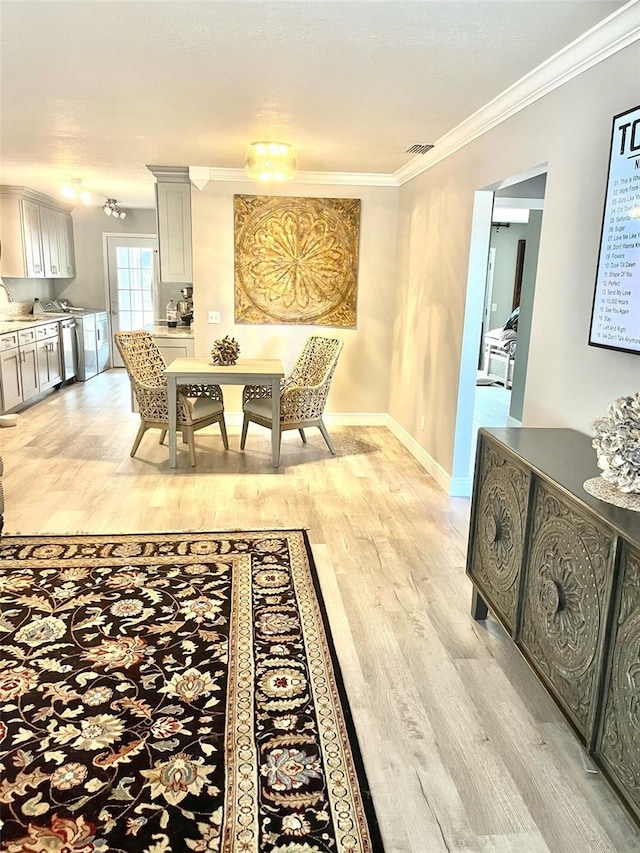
[{"left": 106, "top": 236, "right": 157, "bottom": 367}]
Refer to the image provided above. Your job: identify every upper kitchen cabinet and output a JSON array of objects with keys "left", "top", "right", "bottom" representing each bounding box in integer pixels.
[
  {"left": 146, "top": 165, "right": 193, "bottom": 284},
  {"left": 0, "top": 187, "right": 75, "bottom": 279},
  {"left": 40, "top": 205, "right": 76, "bottom": 278}
]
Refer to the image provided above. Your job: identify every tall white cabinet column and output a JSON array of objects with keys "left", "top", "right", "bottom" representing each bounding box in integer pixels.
[{"left": 145, "top": 165, "right": 193, "bottom": 285}]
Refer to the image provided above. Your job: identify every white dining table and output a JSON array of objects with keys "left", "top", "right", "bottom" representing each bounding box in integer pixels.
[{"left": 164, "top": 358, "right": 285, "bottom": 468}]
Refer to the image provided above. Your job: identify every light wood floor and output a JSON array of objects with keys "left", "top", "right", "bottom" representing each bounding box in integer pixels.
[{"left": 2, "top": 370, "right": 638, "bottom": 853}]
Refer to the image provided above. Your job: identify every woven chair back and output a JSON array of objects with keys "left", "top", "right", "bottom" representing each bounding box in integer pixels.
[
  {"left": 114, "top": 331, "right": 166, "bottom": 388},
  {"left": 290, "top": 336, "right": 343, "bottom": 388}
]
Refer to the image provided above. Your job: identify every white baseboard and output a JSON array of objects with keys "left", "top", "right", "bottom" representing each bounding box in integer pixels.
[
  {"left": 224, "top": 410, "right": 469, "bottom": 496},
  {"left": 385, "top": 416, "right": 456, "bottom": 495},
  {"left": 323, "top": 412, "right": 388, "bottom": 427}
]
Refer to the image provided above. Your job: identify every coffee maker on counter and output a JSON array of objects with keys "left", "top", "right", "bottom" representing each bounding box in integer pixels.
[{"left": 177, "top": 286, "right": 193, "bottom": 326}]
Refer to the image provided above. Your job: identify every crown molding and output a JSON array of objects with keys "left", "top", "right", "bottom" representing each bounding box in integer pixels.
[
  {"left": 394, "top": 0, "right": 640, "bottom": 185},
  {"left": 188, "top": 166, "right": 399, "bottom": 190},
  {"left": 0, "top": 184, "right": 74, "bottom": 211},
  {"left": 146, "top": 165, "right": 190, "bottom": 182}
]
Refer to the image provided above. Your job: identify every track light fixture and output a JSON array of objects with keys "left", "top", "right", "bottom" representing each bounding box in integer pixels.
[{"left": 103, "top": 199, "right": 127, "bottom": 219}]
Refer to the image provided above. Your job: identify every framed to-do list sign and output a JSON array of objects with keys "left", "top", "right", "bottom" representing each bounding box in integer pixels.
[{"left": 589, "top": 104, "right": 640, "bottom": 354}]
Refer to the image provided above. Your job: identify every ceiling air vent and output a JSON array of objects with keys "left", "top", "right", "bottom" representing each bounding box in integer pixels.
[{"left": 404, "top": 143, "right": 434, "bottom": 155}]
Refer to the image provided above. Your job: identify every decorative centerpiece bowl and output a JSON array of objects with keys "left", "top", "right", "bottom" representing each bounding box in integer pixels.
[
  {"left": 211, "top": 336, "right": 240, "bottom": 366},
  {"left": 584, "top": 392, "right": 640, "bottom": 511}
]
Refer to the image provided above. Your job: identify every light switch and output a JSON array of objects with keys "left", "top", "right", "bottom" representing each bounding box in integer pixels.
[{"left": 208, "top": 311, "right": 221, "bottom": 324}]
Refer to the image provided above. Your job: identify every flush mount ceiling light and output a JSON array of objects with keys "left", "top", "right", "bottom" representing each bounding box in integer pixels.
[
  {"left": 103, "top": 199, "right": 127, "bottom": 219},
  {"left": 244, "top": 141, "right": 297, "bottom": 182},
  {"left": 61, "top": 178, "right": 90, "bottom": 204}
]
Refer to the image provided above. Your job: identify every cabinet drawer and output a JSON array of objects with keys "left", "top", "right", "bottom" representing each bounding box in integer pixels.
[
  {"left": 594, "top": 542, "right": 640, "bottom": 821},
  {"left": 467, "top": 434, "right": 530, "bottom": 633},
  {"left": 18, "top": 328, "right": 37, "bottom": 346},
  {"left": 519, "top": 481, "right": 615, "bottom": 741},
  {"left": 35, "top": 323, "right": 59, "bottom": 340},
  {"left": 0, "top": 332, "right": 19, "bottom": 350}
]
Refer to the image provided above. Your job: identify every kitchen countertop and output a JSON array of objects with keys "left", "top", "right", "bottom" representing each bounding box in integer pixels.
[
  {"left": 0, "top": 317, "right": 195, "bottom": 338},
  {"left": 0, "top": 315, "right": 68, "bottom": 334},
  {"left": 148, "top": 323, "right": 194, "bottom": 339}
]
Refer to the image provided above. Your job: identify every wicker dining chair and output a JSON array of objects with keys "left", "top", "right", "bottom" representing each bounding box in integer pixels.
[
  {"left": 240, "top": 335, "right": 343, "bottom": 465},
  {"left": 115, "top": 330, "right": 228, "bottom": 466}
]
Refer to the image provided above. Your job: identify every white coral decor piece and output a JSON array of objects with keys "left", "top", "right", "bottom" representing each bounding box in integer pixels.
[{"left": 592, "top": 392, "right": 640, "bottom": 494}]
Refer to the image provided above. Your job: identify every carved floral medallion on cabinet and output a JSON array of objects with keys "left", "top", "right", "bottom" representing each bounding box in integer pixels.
[
  {"left": 234, "top": 195, "right": 360, "bottom": 327},
  {"left": 470, "top": 443, "right": 529, "bottom": 631},
  {"left": 597, "top": 546, "right": 640, "bottom": 818},
  {"left": 521, "top": 486, "right": 614, "bottom": 736}
]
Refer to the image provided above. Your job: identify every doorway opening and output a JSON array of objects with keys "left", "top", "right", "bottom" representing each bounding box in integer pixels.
[{"left": 451, "top": 168, "right": 547, "bottom": 496}]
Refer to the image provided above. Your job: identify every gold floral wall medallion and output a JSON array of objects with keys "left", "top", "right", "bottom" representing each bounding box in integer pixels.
[{"left": 234, "top": 195, "right": 360, "bottom": 327}]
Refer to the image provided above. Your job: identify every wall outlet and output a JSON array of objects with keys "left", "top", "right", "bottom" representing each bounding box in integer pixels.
[
  {"left": 420, "top": 415, "right": 425, "bottom": 431},
  {"left": 208, "top": 311, "right": 221, "bottom": 324},
  {"left": 491, "top": 302, "right": 497, "bottom": 312}
]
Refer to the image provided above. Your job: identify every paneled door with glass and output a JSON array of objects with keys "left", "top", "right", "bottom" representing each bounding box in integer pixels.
[{"left": 106, "top": 236, "right": 157, "bottom": 367}]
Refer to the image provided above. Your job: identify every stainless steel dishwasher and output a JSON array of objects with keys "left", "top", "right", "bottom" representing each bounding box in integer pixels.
[{"left": 60, "top": 317, "right": 77, "bottom": 382}]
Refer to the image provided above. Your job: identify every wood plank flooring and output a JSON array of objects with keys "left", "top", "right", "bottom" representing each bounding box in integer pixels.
[{"left": 2, "top": 370, "right": 638, "bottom": 852}]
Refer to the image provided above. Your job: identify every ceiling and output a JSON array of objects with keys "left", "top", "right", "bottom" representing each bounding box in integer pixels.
[{"left": 0, "top": 0, "right": 627, "bottom": 208}]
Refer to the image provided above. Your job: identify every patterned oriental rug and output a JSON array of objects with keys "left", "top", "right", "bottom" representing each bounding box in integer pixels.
[{"left": 0, "top": 530, "right": 383, "bottom": 853}]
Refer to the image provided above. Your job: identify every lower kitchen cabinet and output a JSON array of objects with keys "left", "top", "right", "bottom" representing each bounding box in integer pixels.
[
  {"left": 0, "top": 335, "right": 23, "bottom": 410},
  {"left": 467, "top": 427, "right": 640, "bottom": 823},
  {"left": 36, "top": 323, "right": 62, "bottom": 390},
  {"left": 154, "top": 333, "right": 194, "bottom": 363},
  {"left": 20, "top": 336, "right": 39, "bottom": 401},
  {"left": 0, "top": 323, "right": 62, "bottom": 412}
]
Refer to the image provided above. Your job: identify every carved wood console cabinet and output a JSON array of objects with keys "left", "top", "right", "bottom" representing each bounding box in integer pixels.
[{"left": 467, "top": 427, "right": 640, "bottom": 823}]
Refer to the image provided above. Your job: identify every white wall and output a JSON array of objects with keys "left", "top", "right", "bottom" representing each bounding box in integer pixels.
[
  {"left": 190, "top": 180, "right": 399, "bottom": 415},
  {"left": 58, "top": 206, "right": 156, "bottom": 310},
  {"left": 390, "top": 43, "right": 639, "bottom": 477}
]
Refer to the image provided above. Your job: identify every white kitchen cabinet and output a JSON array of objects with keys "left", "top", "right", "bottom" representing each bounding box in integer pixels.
[
  {"left": 0, "top": 329, "right": 38, "bottom": 410},
  {"left": 40, "top": 205, "right": 61, "bottom": 277},
  {"left": 0, "top": 323, "right": 62, "bottom": 411},
  {"left": 0, "top": 188, "right": 75, "bottom": 279},
  {"left": 146, "top": 166, "right": 193, "bottom": 284},
  {"left": 39, "top": 206, "right": 75, "bottom": 279},
  {"left": 17, "top": 329, "right": 39, "bottom": 402},
  {"left": 154, "top": 334, "right": 195, "bottom": 363},
  {"left": 0, "top": 334, "right": 23, "bottom": 410},
  {"left": 22, "top": 199, "right": 45, "bottom": 277},
  {"left": 35, "top": 323, "right": 62, "bottom": 390},
  {"left": 57, "top": 211, "right": 76, "bottom": 277}
]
